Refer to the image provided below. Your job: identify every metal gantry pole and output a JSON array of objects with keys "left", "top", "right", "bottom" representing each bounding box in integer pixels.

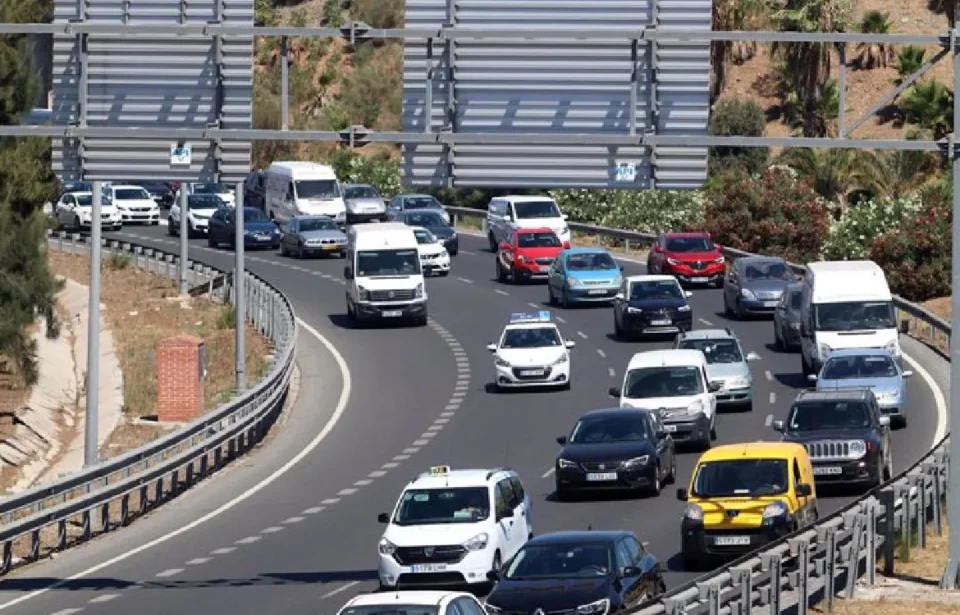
[
  {"left": 234, "top": 182, "right": 246, "bottom": 392},
  {"left": 178, "top": 186, "right": 189, "bottom": 294},
  {"left": 84, "top": 180, "right": 102, "bottom": 468}
]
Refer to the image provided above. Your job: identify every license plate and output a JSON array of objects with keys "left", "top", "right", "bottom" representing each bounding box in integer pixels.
[
  {"left": 322, "top": 245, "right": 338, "bottom": 251},
  {"left": 814, "top": 466, "right": 843, "bottom": 475},
  {"left": 650, "top": 319, "right": 672, "bottom": 326},
  {"left": 764, "top": 300, "right": 779, "bottom": 307},
  {"left": 586, "top": 472, "right": 618, "bottom": 481},
  {"left": 520, "top": 369, "right": 545, "bottom": 376},
  {"left": 691, "top": 277, "right": 708, "bottom": 283},
  {"left": 714, "top": 536, "right": 751, "bottom": 546},
  {"left": 663, "top": 425, "right": 677, "bottom": 432},
  {"left": 411, "top": 564, "right": 448, "bottom": 573},
  {"left": 256, "top": 234, "right": 269, "bottom": 240},
  {"left": 588, "top": 289, "right": 607, "bottom": 295},
  {"left": 382, "top": 310, "right": 403, "bottom": 317},
  {"left": 539, "top": 266, "right": 550, "bottom": 273}
]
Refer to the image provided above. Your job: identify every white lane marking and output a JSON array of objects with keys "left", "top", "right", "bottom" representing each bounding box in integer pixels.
[
  {"left": 211, "top": 547, "right": 236, "bottom": 555},
  {"left": 541, "top": 468, "right": 555, "bottom": 479},
  {"left": 608, "top": 368, "right": 616, "bottom": 377},
  {"left": 596, "top": 349, "right": 606, "bottom": 358},
  {"left": 235, "top": 536, "right": 261, "bottom": 545},
  {"left": 186, "top": 557, "right": 212, "bottom": 565},
  {"left": 577, "top": 331, "right": 588, "bottom": 339},
  {"left": 765, "top": 414, "right": 773, "bottom": 427},
  {"left": 460, "top": 250, "right": 475, "bottom": 255},
  {"left": 51, "top": 609, "right": 83, "bottom": 615},
  {"left": 752, "top": 353, "right": 762, "bottom": 361},
  {"left": 434, "top": 417, "right": 450, "bottom": 424},
  {"left": 528, "top": 302, "right": 540, "bottom": 309},
  {"left": 393, "top": 454, "right": 411, "bottom": 461},
  {"left": 354, "top": 479, "right": 374, "bottom": 486},
  {"left": 321, "top": 581, "right": 361, "bottom": 599},
  {"left": 89, "top": 594, "right": 120, "bottom": 603},
  {"left": 444, "top": 403, "right": 460, "bottom": 410},
  {"left": 769, "top": 392, "right": 776, "bottom": 404},
  {"left": 495, "top": 289, "right": 509, "bottom": 296},
  {"left": 902, "top": 350, "right": 948, "bottom": 446},
  {"left": 261, "top": 526, "right": 285, "bottom": 533},
  {"left": 0, "top": 319, "right": 353, "bottom": 613},
  {"left": 440, "top": 411, "right": 456, "bottom": 417},
  {"left": 402, "top": 447, "right": 420, "bottom": 454},
  {"left": 556, "top": 316, "right": 567, "bottom": 323},
  {"left": 457, "top": 277, "right": 474, "bottom": 284},
  {"left": 369, "top": 470, "right": 387, "bottom": 478},
  {"left": 412, "top": 439, "right": 430, "bottom": 446},
  {"left": 303, "top": 506, "right": 325, "bottom": 514},
  {"left": 427, "top": 424, "right": 443, "bottom": 431},
  {"left": 155, "top": 568, "right": 184, "bottom": 578},
  {"left": 765, "top": 370, "right": 773, "bottom": 381},
  {"left": 321, "top": 497, "right": 340, "bottom": 505},
  {"left": 337, "top": 488, "right": 358, "bottom": 496},
  {"left": 421, "top": 432, "right": 437, "bottom": 439},
  {"left": 283, "top": 516, "right": 305, "bottom": 523},
  {"left": 382, "top": 462, "right": 400, "bottom": 469},
  {"left": 699, "top": 318, "right": 713, "bottom": 326}
]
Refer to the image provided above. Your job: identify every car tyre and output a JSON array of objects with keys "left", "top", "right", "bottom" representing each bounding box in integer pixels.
[
  {"left": 895, "top": 415, "right": 907, "bottom": 429},
  {"left": 682, "top": 553, "right": 701, "bottom": 571},
  {"left": 207, "top": 234, "right": 216, "bottom": 248},
  {"left": 665, "top": 454, "right": 677, "bottom": 484},
  {"left": 560, "top": 288, "right": 570, "bottom": 308},
  {"left": 279, "top": 242, "right": 288, "bottom": 256},
  {"left": 547, "top": 285, "right": 557, "bottom": 305},
  {"left": 740, "top": 400, "right": 753, "bottom": 413},
  {"left": 614, "top": 315, "right": 624, "bottom": 339},
  {"left": 296, "top": 243, "right": 304, "bottom": 259},
  {"left": 646, "top": 466, "right": 662, "bottom": 498},
  {"left": 554, "top": 482, "right": 570, "bottom": 502},
  {"left": 490, "top": 551, "right": 502, "bottom": 582},
  {"left": 496, "top": 259, "right": 507, "bottom": 283},
  {"left": 151, "top": 220, "right": 159, "bottom": 226},
  {"left": 774, "top": 326, "right": 785, "bottom": 351},
  {"left": 488, "top": 232, "right": 497, "bottom": 252},
  {"left": 735, "top": 298, "right": 746, "bottom": 320},
  {"left": 167, "top": 219, "right": 175, "bottom": 236}
]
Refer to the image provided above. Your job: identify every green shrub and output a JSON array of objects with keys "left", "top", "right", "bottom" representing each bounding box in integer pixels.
[
  {"left": 351, "top": 0, "right": 404, "bottom": 28},
  {"left": 340, "top": 44, "right": 402, "bottom": 129},
  {"left": 822, "top": 194, "right": 922, "bottom": 260},
  {"left": 703, "top": 167, "right": 830, "bottom": 263},
  {"left": 322, "top": 0, "right": 344, "bottom": 27},
  {"left": 869, "top": 199, "right": 950, "bottom": 301},
  {"left": 708, "top": 98, "right": 769, "bottom": 175},
  {"left": 549, "top": 189, "right": 705, "bottom": 234},
  {"left": 328, "top": 151, "right": 406, "bottom": 197}
]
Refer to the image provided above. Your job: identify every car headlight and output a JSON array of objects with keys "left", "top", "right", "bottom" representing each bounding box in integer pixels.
[
  {"left": 551, "top": 353, "right": 569, "bottom": 366},
  {"left": 576, "top": 598, "right": 609, "bottom": 615},
  {"left": 790, "top": 322, "right": 801, "bottom": 330},
  {"left": 818, "top": 343, "right": 832, "bottom": 359},
  {"left": 622, "top": 455, "right": 650, "bottom": 467},
  {"left": 357, "top": 286, "right": 370, "bottom": 301},
  {"left": 741, "top": 288, "right": 756, "bottom": 300},
  {"left": 495, "top": 356, "right": 511, "bottom": 368},
  {"left": 627, "top": 306, "right": 642, "bottom": 314},
  {"left": 878, "top": 389, "right": 901, "bottom": 402},
  {"left": 378, "top": 538, "right": 397, "bottom": 555},
  {"left": 678, "top": 304, "right": 691, "bottom": 312},
  {"left": 244, "top": 229, "right": 253, "bottom": 236},
  {"left": 414, "top": 283, "right": 424, "bottom": 299},
  {"left": 848, "top": 440, "right": 867, "bottom": 458},
  {"left": 516, "top": 254, "right": 528, "bottom": 263},
  {"left": 612, "top": 275, "right": 622, "bottom": 287},
  {"left": 484, "top": 604, "right": 503, "bottom": 615},
  {"left": 885, "top": 340, "right": 900, "bottom": 357},
  {"left": 666, "top": 257, "right": 680, "bottom": 266},
  {"left": 566, "top": 277, "right": 581, "bottom": 287},
  {"left": 684, "top": 503, "right": 704, "bottom": 521},
  {"left": 762, "top": 501, "right": 789, "bottom": 519},
  {"left": 557, "top": 458, "right": 577, "bottom": 469},
  {"left": 687, "top": 400, "right": 705, "bottom": 415},
  {"left": 463, "top": 532, "right": 489, "bottom": 552},
  {"left": 725, "top": 376, "right": 750, "bottom": 389},
  {"left": 714, "top": 256, "right": 725, "bottom": 264}
]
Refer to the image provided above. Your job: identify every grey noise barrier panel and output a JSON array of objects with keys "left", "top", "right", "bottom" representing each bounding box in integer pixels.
[
  {"left": 401, "top": 0, "right": 711, "bottom": 190},
  {"left": 0, "top": 231, "right": 295, "bottom": 573},
  {"left": 51, "top": 0, "right": 253, "bottom": 184},
  {"left": 444, "top": 206, "right": 952, "bottom": 615}
]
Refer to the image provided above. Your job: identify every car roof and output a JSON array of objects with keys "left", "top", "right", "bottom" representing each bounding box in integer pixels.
[
  {"left": 405, "top": 468, "right": 513, "bottom": 489},
  {"left": 735, "top": 255, "right": 786, "bottom": 265},
  {"left": 664, "top": 231, "right": 709, "bottom": 238},
  {"left": 109, "top": 184, "right": 148, "bottom": 190},
  {"left": 398, "top": 193, "right": 434, "bottom": 198},
  {"left": 823, "top": 348, "right": 894, "bottom": 359},
  {"left": 795, "top": 389, "right": 874, "bottom": 403},
  {"left": 399, "top": 209, "right": 443, "bottom": 217},
  {"left": 292, "top": 214, "right": 334, "bottom": 220},
  {"left": 678, "top": 328, "right": 738, "bottom": 341},
  {"left": 699, "top": 441, "right": 806, "bottom": 462},
  {"left": 516, "top": 226, "right": 555, "bottom": 234},
  {"left": 498, "top": 195, "right": 557, "bottom": 203},
  {"left": 627, "top": 349, "right": 705, "bottom": 371},
  {"left": 579, "top": 407, "right": 651, "bottom": 419},
  {"left": 342, "top": 591, "right": 468, "bottom": 608},
  {"left": 342, "top": 183, "right": 374, "bottom": 188},
  {"left": 504, "top": 321, "right": 560, "bottom": 332},
  {"left": 564, "top": 247, "right": 611, "bottom": 255},
  {"left": 527, "top": 530, "right": 629, "bottom": 545},
  {"left": 624, "top": 274, "right": 678, "bottom": 284}
]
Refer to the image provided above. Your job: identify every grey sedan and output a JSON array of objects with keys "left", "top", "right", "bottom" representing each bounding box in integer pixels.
[
  {"left": 279, "top": 215, "right": 347, "bottom": 258},
  {"left": 723, "top": 256, "right": 798, "bottom": 318},
  {"left": 773, "top": 282, "right": 803, "bottom": 351},
  {"left": 342, "top": 183, "right": 387, "bottom": 223}
]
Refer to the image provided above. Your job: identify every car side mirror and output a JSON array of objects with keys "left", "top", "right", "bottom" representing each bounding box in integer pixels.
[
  {"left": 562, "top": 213, "right": 569, "bottom": 220},
  {"left": 772, "top": 419, "right": 785, "bottom": 432},
  {"left": 796, "top": 483, "right": 812, "bottom": 498},
  {"left": 879, "top": 416, "right": 891, "bottom": 427},
  {"left": 746, "top": 352, "right": 760, "bottom": 361},
  {"left": 562, "top": 241, "right": 571, "bottom": 249},
  {"left": 715, "top": 244, "right": 723, "bottom": 252},
  {"left": 806, "top": 374, "right": 818, "bottom": 382},
  {"left": 486, "top": 569, "right": 500, "bottom": 582},
  {"left": 497, "top": 508, "right": 514, "bottom": 520},
  {"left": 608, "top": 386, "right": 621, "bottom": 398},
  {"left": 344, "top": 266, "right": 354, "bottom": 280},
  {"left": 708, "top": 382, "right": 722, "bottom": 393},
  {"left": 377, "top": 512, "right": 389, "bottom": 523},
  {"left": 684, "top": 291, "right": 693, "bottom": 298},
  {"left": 498, "top": 241, "right": 511, "bottom": 251},
  {"left": 614, "top": 293, "right": 624, "bottom": 301},
  {"left": 621, "top": 565, "right": 641, "bottom": 577},
  {"left": 565, "top": 340, "right": 576, "bottom": 349},
  {"left": 486, "top": 343, "right": 497, "bottom": 352},
  {"left": 619, "top": 266, "right": 625, "bottom": 272},
  {"left": 556, "top": 436, "right": 567, "bottom": 445},
  {"left": 653, "top": 245, "right": 663, "bottom": 253},
  {"left": 656, "top": 430, "right": 668, "bottom": 440},
  {"left": 676, "top": 488, "right": 688, "bottom": 501},
  {"left": 902, "top": 370, "right": 914, "bottom": 378}
]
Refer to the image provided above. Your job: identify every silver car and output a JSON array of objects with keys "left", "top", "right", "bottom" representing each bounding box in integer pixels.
[
  {"left": 278, "top": 215, "right": 347, "bottom": 258},
  {"left": 808, "top": 348, "right": 912, "bottom": 428},
  {"left": 342, "top": 184, "right": 387, "bottom": 224},
  {"left": 723, "top": 256, "right": 798, "bottom": 318},
  {"left": 674, "top": 328, "right": 759, "bottom": 411}
]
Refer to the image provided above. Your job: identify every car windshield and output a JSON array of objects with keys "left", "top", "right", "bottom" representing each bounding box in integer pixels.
[
  {"left": 822, "top": 355, "right": 899, "bottom": 380},
  {"left": 501, "top": 327, "right": 562, "bottom": 349},
  {"left": 340, "top": 606, "right": 439, "bottom": 615},
  {"left": 187, "top": 195, "right": 222, "bottom": 209},
  {"left": 356, "top": 249, "right": 421, "bottom": 276},
  {"left": 193, "top": 183, "right": 229, "bottom": 194},
  {"left": 403, "top": 196, "right": 441, "bottom": 209},
  {"left": 72, "top": 194, "right": 110, "bottom": 207},
  {"left": 815, "top": 301, "right": 896, "bottom": 331},
  {"left": 788, "top": 290, "right": 802, "bottom": 310},
  {"left": 630, "top": 280, "right": 683, "bottom": 301},
  {"left": 403, "top": 212, "right": 447, "bottom": 227},
  {"left": 392, "top": 487, "right": 490, "bottom": 525},
  {"left": 243, "top": 208, "right": 269, "bottom": 222},
  {"left": 678, "top": 339, "right": 743, "bottom": 364},
  {"left": 505, "top": 543, "right": 612, "bottom": 579},
  {"left": 298, "top": 218, "right": 337, "bottom": 232},
  {"left": 624, "top": 366, "right": 703, "bottom": 398},
  {"left": 136, "top": 182, "right": 168, "bottom": 191},
  {"left": 787, "top": 401, "right": 871, "bottom": 431},
  {"left": 692, "top": 459, "right": 789, "bottom": 497},
  {"left": 414, "top": 229, "right": 436, "bottom": 245},
  {"left": 114, "top": 188, "right": 150, "bottom": 200},
  {"left": 517, "top": 232, "right": 561, "bottom": 248},
  {"left": 295, "top": 179, "right": 341, "bottom": 199},
  {"left": 344, "top": 185, "right": 380, "bottom": 199},
  {"left": 566, "top": 252, "right": 617, "bottom": 271},
  {"left": 665, "top": 237, "right": 713, "bottom": 252},
  {"left": 569, "top": 414, "right": 649, "bottom": 443},
  {"left": 513, "top": 200, "right": 561, "bottom": 219},
  {"left": 62, "top": 181, "right": 91, "bottom": 193},
  {"left": 744, "top": 260, "right": 794, "bottom": 281}
]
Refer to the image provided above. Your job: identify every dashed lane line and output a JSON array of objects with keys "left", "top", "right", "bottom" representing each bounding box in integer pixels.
[
  {"left": 321, "top": 581, "right": 362, "bottom": 600},
  {"left": 765, "top": 414, "right": 774, "bottom": 427},
  {"left": 596, "top": 349, "right": 606, "bottom": 358},
  {"left": 577, "top": 331, "right": 588, "bottom": 339},
  {"left": 495, "top": 289, "right": 509, "bottom": 296},
  {"left": 542, "top": 468, "right": 556, "bottom": 479},
  {"left": 155, "top": 568, "right": 184, "bottom": 578},
  {"left": 608, "top": 368, "right": 616, "bottom": 378},
  {"left": 699, "top": 318, "right": 713, "bottom": 326},
  {"left": 765, "top": 370, "right": 773, "bottom": 381},
  {"left": 89, "top": 594, "right": 120, "bottom": 604},
  {"left": 769, "top": 392, "right": 776, "bottom": 404}
]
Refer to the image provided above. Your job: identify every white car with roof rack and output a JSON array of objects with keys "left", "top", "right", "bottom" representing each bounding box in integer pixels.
[
  {"left": 336, "top": 591, "right": 488, "bottom": 615},
  {"left": 486, "top": 311, "right": 576, "bottom": 391},
  {"left": 377, "top": 465, "right": 533, "bottom": 590}
]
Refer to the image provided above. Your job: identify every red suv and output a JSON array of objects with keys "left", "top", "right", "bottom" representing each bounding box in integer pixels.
[
  {"left": 496, "top": 227, "right": 568, "bottom": 283},
  {"left": 647, "top": 232, "right": 725, "bottom": 286}
]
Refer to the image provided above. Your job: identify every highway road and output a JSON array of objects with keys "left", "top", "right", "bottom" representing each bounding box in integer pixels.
[{"left": 0, "top": 222, "right": 946, "bottom": 615}]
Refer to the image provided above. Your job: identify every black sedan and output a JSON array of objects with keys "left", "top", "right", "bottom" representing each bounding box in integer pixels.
[
  {"left": 207, "top": 206, "right": 280, "bottom": 250},
  {"left": 131, "top": 181, "right": 176, "bottom": 209},
  {"left": 390, "top": 209, "right": 458, "bottom": 255},
  {"left": 555, "top": 408, "right": 676, "bottom": 500},
  {"left": 485, "top": 531, "right": 666, "bottom": 615},
  {"left": 613, "top": 275, "right": 693, "bottom": 340}
]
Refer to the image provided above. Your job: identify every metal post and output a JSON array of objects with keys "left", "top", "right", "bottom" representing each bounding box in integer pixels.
[
  {"left": 838, "top": 44, "right": 846, "bottom": 137},
  {"left": 424, "top": 38, "right": 434, "bottom": 134},
  {"left": 281, "top": 36, "right": 289, "bottom": 130},
  {"left": 942, "top": 12, "right": 960, "bottom": 588},
  {"left": 629, "top": 39, "right": 638, "bottom": 136},
  {"left": 234, "top": 182, "right": 246, "bottom": 392},
  {"left": 84, "top": 181, "right": 103, "bottom": 468},
  {"left": 178, "top": 187, "right": 189, "bottom": 294}
]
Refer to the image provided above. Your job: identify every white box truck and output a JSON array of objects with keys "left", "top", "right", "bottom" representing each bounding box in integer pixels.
[
  {"left": 265, "top": 161, "right": 347, "bottom": 225},
  {"left": 799, "top": 260, "right": 900, "bottom": 375},
  {"left": 344, "top": 223, "right": 428, "bottom": 326}
]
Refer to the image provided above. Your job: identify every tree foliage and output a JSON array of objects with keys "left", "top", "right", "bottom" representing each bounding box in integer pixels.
[{"left": 708, "top": 98, "right": 769, "bottom": 175}]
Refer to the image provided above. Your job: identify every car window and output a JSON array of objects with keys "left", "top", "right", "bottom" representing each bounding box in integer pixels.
[
  {"left": 665, "top": 236, "right": 714, "bottom": 252},
  {"left": 500, "top": 478, "right": 520, "bottom": 509},
  {"left": 692, "top": 458, "right": 789, "bottom": 497},
  {"left": 344, "top": 185, "right": 380, "bottom": 199},
  {"left": 513, "top": 200, "right": 560, "bottom": 219},
  {"left": 451, "top": 597, "right": 486, "bottom": 615},
  {"left": 114, "top": 188, "right": 150, "bottom": 200},
  {"left": 501, "top": 327, "right": 562, "bottom": 348},
  {"left": 569, "top": 414, "right": 650, "bottom": 443},
  {"left": 404, "top": 212, "right": 446, "bottom": 227},
  {"left": 787, "top": 401, "right": 871, "bottom": 431},
  {"left": 743, "top": 260, "right": 793, "bottom": 281},
  {"left": 677, "top": 338, "right": 743, "bottom": 364},
  {"left": 821, "top": 355, "right": 898, "bottom": 379},
  {"left": 793, "top": 459, "right": 802, "bottom": 486},
  {"left": 494, "top": 482, "right": 511, "bottom": 517},
  {"left": 393, "top": 487, "right": 490, "bottom": 525},
  {"left": 509, "top": 476, "right": 526, "bottom": 504},
  {"left": 299, "top": 218, "right": 337, "bottom": 232},
  {"left": 614, "top": 541, "right": 633, "bottom": 570},
  {"left": 790, "top": 291, "right": 803, "bottom": 310},
  {"left": 342, "top": 606, "right": 439, "bottom": 615},
  {"left": 623, "top": 366, "right": 704, "bottom": 398},
  {"left": 505, "top": 543, "right": 612, "bottom": 579},
  {"left": 629, "top": 280, "right": 683, "bottom": 301},
  {"left": 517, "top": 232, "right": 561, "bottom": 248},
  {"left": 566, "top": 252, "right": 617, "bottom": 271},
  {"left": 625, "top": 536, "right": 644, "bottom": 560}
]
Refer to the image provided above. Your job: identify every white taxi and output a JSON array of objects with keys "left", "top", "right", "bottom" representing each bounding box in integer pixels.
[
  {"left": 413, "top": 226, "right": 451, "bottom": 277},
  {"left": 336, "top": 591, "right": 488, "bottom": 615},
  {"left": 377, "top": 466, "right": 533, "bottom": 590},
  {"left": 486, "top": 311, "right": 575, "bottom": 390}
]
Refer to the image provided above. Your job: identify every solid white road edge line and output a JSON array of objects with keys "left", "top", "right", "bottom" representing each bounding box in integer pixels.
[
  {"left": 0, "top": 317, "right": 352, "bottom": 611},
  {"left": 901, "top": 351, "right": 948, "bottom": 447}
]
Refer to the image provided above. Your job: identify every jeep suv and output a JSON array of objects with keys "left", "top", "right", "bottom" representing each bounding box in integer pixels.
[
  {"left": 674, "top": 329, "right": 759, "bottom": 411},
  {"left": 647, "top": 232, "right": 725, "bottom": 286}
]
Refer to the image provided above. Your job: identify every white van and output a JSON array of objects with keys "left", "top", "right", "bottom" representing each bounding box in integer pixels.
[
  {"left": 265, "top": 161, "right": 346, "bottom": 224},
  {"left": 344, "top": 223, "right": 428, "bottom": 326},
  {"left": 485, "top": 195, "right": 571, "bottom": 251},
  {"left": 799, "top": 260, "right": 900, "bottom": 375},
  {"left": 609, "top": 349, "right": 720, "bottom": 449}
]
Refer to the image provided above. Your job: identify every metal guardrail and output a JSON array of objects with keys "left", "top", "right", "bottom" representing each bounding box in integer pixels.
[
  {"left": 0, "top": 230, "right": 297, "bottom": 572},
  {"left": 445, "top": 205, "right": 952, "bottom": 615}
]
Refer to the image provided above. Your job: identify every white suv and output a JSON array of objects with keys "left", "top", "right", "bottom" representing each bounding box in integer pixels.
[
  {"left": 336, "top": 591, "right": 487, "bottom": 615},
  {"left": 486, "top": 195, "right": 570, "bottom": 251},
  {"left": 377, "top": 466, "right": 533, "bottom": 590},
  {"left": 107, "top": 185, "right": 161, "bottom": 225}
]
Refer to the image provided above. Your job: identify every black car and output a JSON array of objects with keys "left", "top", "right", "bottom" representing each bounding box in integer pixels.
[
  {"left": 773, "top": 389, "right": 892, "bottom": 490},
  {"left": 131, "top": 181, "right": 175, "bottom": 209},
  {"left": 554, "top": 408, "right": 676, "bottom": 500},
  {"left": 485, "top": 531, "right": 665, "bottom": 615},
  {"left": 392, "top": 209, "right": 458, "bottom": 255},
  {"left": 773, "top": 282, "right": 803, "bottom": 351},
  {"left": 613, "top": 276, "right": 693, "bottom": 340},
  {"left": 243, "top": 170, "right": 267, "bottom": 210},
  {"left": 59, "top": 180, "right": 92, "bottom": 197}
]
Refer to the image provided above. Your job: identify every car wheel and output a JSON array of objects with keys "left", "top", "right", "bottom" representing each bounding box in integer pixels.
[
  {"left": 279, "top": 242, "right": 288, "bottom": 256},
  {"left": 151, "top": 220, "right": 159, "bottom": 226},
  {"left": 488, "top": 232, "right": 497, "bottom": 252},
  {"left": 554, "top": 482, "right": 570, "bottom": 502},
  {"left": 547, "top": 285, "right": 557, "bottom": 305},
  {"left": 73, "top": 215, "right": 82, "bottom": 232},
  {"left": 296, "top": 243, "right": 304, "bottom": 259},
  {"left": 682, "top": 553, "right": 701, "bottom": 571},
  {"left": 666, "top": 454, "right": 677, "bottom": 484},
  {"left": 896, "top": 415, "right": 907, "bottom": 429},
  {"left": 646, "top": 466, "right": 662, "bottom": 497},
  {"left": 560, "top": 288, "right": 569, "bottom": 308},
  {"left": 207, "top": 234, "right": 216, "bottom": 248},
  {"left": 724, "top": 293, "right": 733, "bottom": 317},
  {"left": 496, "top": 259, "right": 507, "bottom": 283},
  {"left": 167, "top": 219, "right": 175, "bottom": 236},
  {"left": 614, "top": 315, "right": 624, "bottom": 339},
  {"left": 774, "top": 326, "right": 784, "bottom": 350},
  {"left": 491, "top": 551, "right": 502, "bottom": 577},
  {"left": 735, "top": 298, "right": 746, "bottom": 320},
  {"left": 740, "top": 399, "right": 753, "bottom": 413}
]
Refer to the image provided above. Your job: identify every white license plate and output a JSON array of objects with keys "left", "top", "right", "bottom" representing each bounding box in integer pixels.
[
  {"left": 663, "top": 425, "right": 677, "bottom": 432},
  {"left": 650, "top": 319, "right": 672, "bottom": 326},
  {"left": 256, "top": 234, "right": 270, "bottom": 240},
  {"left": 714, "top": 536, "right": 751, "bottom": 546},
  {"left": 382, "top": 310, "right": 403, "bottom": 317},
  {"left": 586, "top": 472, "right": 618, "bottom": 481},
  {"left": 411, "top": 564, "right": 448, "bottom": 573},
  {"left": 588, "top": 289, "right": 607, "bottom": 295},
  {"left": 814, "top": 466, "right": 843, "bottom": 475},
  {"left": 539, "top": 265, "right": 550, "bottom": 273},
  {"left": 764, "top": 300, "right": 779, "bottom": 307},
  {"left": 691, "top": 277, "right": 709, "bottom": 283},
  {"left": 520, "top": 369, "right": 545, "bottom": 376}
]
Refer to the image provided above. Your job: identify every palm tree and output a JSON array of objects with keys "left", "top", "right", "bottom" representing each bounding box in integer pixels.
[
  {"left": 894, "top": 46, "right": 927, "bottom": 86},
  {"left": 882, "top": 129, "right": 943, "bottom": 197},
  {"left": 901, "top": 79, "right": 954, "bottom": 139},
  {"left": 710, "top": 0, "right": 770, "bottom": 100},
  {"left": 927, "top": 0, "right": 957, "bottom": 27},
  {"left": 855, "top": 11, "right": 894, "bottom": 69},
  {"left": 775, "top": 148, "right": 891, "bottom": 206}
]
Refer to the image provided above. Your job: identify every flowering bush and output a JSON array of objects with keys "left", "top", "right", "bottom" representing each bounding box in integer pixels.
[
  {"left": 822, "top": 194, "right": 923, "bottom": 260},
  {"left": 549, "top": 189, "right": 705, "bottom": 235},
  {"left": 869, "top": 199, "right": 951, "bottom": 301},
  {"left": 702, "top": 167, "right": 830, "bottom": 263}
]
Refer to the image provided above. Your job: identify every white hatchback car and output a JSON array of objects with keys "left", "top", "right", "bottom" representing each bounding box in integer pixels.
[
  {"left": 412, "top": 226, "right": 451, "bottom": 276},
  {"left": 377, "top": 466, "right": 533, "bottom": 590},
  {"left": 487, "top": 311, "right": 575, "bottom": 390},
  {"left": 336, "top": 591, "right": 488, "bottom": 615},
  {"left": 107, "top": 185, "right": 161, "bottom": 225},
  {"left": 55, "top": 191, "right": 122, "bottom": 231}
]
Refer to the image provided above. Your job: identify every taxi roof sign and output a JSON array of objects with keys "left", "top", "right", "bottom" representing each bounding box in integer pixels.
[
  {"left": 428, "top": 465, "right": 451, "bottom": 476},
  {"left": 509, "top": 311, "right": 551, "bottom": 324}
]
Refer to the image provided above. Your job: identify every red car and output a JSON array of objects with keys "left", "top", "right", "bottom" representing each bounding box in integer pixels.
[
  {"left": 647, "top": 232, "right": 725, "bottom": 286},
  {"left": 495, "top": 227, "right": 568, "bottom": 283}
]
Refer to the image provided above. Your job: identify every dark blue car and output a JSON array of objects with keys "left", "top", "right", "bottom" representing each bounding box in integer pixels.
[{"left": 207, "top": 206, "right": 280, "bottom": 250}]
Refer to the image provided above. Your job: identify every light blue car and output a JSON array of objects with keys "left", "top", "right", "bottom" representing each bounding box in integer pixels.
[
  {"left": 808, "top": 348, "right": 912, "bottom": 428},
  {"left": 547, "top": 247, "right": 623, "bottom": 306}
]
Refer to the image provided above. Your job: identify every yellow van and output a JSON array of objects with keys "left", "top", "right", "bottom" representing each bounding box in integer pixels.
[{"left": 676, "top": 442, "right": 818, "bottom": 568}]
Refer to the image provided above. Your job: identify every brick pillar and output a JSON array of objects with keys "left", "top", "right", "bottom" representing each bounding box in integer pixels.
[{"left": 156, "top": 335, "right": 205, "bottom": 423}]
